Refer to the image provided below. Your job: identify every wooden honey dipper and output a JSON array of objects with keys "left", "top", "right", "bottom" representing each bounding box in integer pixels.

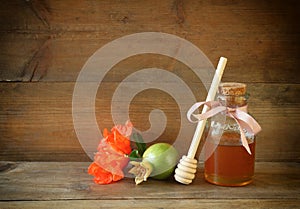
[{"left": 174, "top": 57, "right": 227, "bottom": 184}]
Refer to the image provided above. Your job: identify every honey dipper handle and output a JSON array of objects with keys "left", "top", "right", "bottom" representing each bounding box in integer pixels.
[
  {"left": 187, "top": 57, "right": 227, "bottom": 158},
  {"left": 174, "top": 57, "right": 227, "bottom": 185}
]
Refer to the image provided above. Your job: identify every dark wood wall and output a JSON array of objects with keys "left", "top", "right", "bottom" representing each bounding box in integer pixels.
[{"left": 0, "top": 0, "right": 299, "bottom": 162}]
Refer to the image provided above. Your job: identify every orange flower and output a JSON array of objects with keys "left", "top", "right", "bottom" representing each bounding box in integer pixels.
[{"left": 88, "top": 121, "right": 133, "bottom": 184}]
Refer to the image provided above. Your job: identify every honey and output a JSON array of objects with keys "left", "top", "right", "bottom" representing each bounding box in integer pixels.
[{"left": 204, "top": 132, "right": 255, "bottom": 186}]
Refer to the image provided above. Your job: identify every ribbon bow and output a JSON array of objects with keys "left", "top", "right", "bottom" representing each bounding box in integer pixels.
[{"left": 187, "top": 101, "right": 262, "bottom": 154}]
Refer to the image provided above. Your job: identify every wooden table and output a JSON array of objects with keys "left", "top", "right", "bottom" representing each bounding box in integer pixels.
[{"left": 0, "top": 161, "right": 299, "bottom": 208}]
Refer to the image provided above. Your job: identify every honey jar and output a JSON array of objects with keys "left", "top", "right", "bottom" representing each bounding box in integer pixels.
[{"left": 204, "top": 82, "right": 258, "bottom": 186}]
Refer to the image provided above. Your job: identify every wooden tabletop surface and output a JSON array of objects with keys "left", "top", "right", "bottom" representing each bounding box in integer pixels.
[{"left": 0, "top": 161, "right": 299, "bottom": 208}]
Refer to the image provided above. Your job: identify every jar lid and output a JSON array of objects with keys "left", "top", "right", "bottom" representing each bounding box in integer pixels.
[{"left": 218, "top": 82, "right": 247, "bottom": 96}]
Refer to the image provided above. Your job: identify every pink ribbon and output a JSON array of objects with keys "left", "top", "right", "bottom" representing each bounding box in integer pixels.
[{"left": 187, "top": 101, "right": 262, "bottom": 154}]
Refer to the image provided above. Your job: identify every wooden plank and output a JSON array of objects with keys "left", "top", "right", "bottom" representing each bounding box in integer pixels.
[
  {"left": 0, "top": 0, "right": 299, "bottom": 83},
  {"left": 0, "top": 82, "right": 90, "bottom": 161},
  {"left": 248, "top": 84, "right": 300, "bottom": 161},
  {"left": 0, "top": 162, "right": 299, "bottom": 202},
  {"left": 0, "top": 82, "right": 299, "bottom": 161},
  {"left": 1, "top": 0, "right": 299, "bottom": 32},
  {"left": 1, "top": 31, "right": 299, "bottom": 83},
  {"left": 1, "top": 199, "right": 300, "bottom": 209}
]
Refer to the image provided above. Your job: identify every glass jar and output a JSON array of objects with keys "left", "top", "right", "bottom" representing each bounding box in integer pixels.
[{"left": 204, "top": 82, "right": 256, "bottom": 186}]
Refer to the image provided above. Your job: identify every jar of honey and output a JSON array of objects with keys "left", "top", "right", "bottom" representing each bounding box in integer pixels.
[{"left": 204, "top": 82, "right": 257, "bottom": 186}]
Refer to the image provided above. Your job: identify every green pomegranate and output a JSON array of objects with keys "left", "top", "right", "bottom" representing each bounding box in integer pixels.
[{"left": 129, "top": 143, "right": 179, "bottom": 185}]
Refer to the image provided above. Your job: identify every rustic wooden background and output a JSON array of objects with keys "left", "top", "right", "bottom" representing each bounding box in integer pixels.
[{"left": 0, "top": 0, "right": 299, "bottom": 162}]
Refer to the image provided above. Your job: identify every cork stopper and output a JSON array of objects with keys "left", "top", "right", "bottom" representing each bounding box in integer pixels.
[
  {"left": 218, "top": 82, "right": 247, "bottom": 96},
  {"left": 218, "top": 82, "right": 247, "bottom": 107}
]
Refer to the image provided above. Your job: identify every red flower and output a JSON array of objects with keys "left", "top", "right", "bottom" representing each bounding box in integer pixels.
[{"left": 88, "top": 121, "right": 133, "bottom": 184}]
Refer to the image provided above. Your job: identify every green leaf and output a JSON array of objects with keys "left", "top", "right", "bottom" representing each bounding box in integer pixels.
[
  {"left": 129, "top": 149, "right": 141, "bottom": 161},
  {"left": 131, "top": 132, "right": 147, "bottom": 156}
]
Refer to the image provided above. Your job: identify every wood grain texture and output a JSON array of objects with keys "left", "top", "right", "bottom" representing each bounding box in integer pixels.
[
  {"left": 0, "top": 82, "right": 299, "bottom": 161},
  {"left": 0, "top": 0, "right": 299, "bottom": 82},
  {"left": 0, "top": 0, "right": 300, "bottom": 162},
  {"left": 1, "top": 199, "right": 300, "bottom": 209},
  {"left": 1, "top": 30, "right": 299, "bottom": 83},
  {"left": 0, "top": 162, "right": 299, "bottom": 208}
]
